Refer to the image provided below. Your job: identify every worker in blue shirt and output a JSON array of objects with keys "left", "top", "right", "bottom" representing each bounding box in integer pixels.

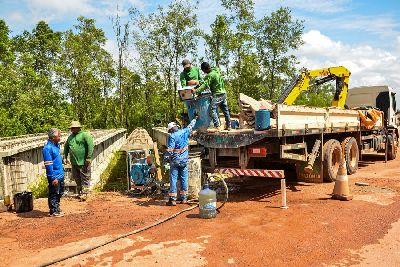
[
  {"left": 164, "top": 116, "right": 197, "bottom": 206},
  {"left": 43, "top": 128, "right": 65, "bottom": 217}
]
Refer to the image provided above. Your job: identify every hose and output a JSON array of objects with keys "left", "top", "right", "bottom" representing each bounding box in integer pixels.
[{"left": 37, "top": 204, "right": 198, "bottom": 267}]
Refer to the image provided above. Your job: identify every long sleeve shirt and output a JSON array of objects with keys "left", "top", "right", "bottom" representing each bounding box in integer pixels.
[
  {"left": 43, "top": 140, "right": 64, "bottom": 181},
  {"left": 196, "top": 67, "right": 226, "bottom": 95},
  {"left": 64, "top": 131, "right": 94, "bottom": 166},
  {"left": 164, "top": 119, "right": 196, "bottom": 165},
  {"left": 180, "top": 67, "right": 202, "bottom": 87}
]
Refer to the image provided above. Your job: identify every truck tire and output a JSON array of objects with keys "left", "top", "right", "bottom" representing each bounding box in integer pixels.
[
  {"left": 342, "top": 137, "right": 359, "bottom": 174},
  {"left": 387, "top": 134, "right": 397, "bottom": 160},
  {"left": 323, "top": 139, "right": 342, "bottom": 182}
]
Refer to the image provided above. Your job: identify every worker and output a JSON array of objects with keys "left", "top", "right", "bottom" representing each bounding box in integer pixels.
[
  {"left": 180, "top": 59, "right": 202, "bottom": 87},
  {"left": 63, "top": 121, "right": 94, "bottom": 201},
  {"left": 43, "top": 128, "right": 64, "bottom": 217},
  {"left": 163, "top": 115, "right": 198, "bottom": 206},
  {"left": 194, "top": 62, "right": 231, "bottom": 130}
]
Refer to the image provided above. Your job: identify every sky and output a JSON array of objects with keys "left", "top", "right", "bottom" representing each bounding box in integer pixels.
[{"left": 1, "top": 0, "right": 400, "bottom": 102}]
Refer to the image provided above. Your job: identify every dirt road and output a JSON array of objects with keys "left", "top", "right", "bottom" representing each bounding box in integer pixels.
[{"left": 1, "top": 154, "right": 400, "bottom": 266}]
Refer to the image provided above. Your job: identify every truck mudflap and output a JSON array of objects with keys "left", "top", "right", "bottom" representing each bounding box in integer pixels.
[{"left": 215, "top": 168, "right": 284, "bottom": 178}]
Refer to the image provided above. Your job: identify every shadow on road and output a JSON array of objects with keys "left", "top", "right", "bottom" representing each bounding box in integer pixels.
[{"left": 16, "top": 210, "right": 49, "bottom": 218}]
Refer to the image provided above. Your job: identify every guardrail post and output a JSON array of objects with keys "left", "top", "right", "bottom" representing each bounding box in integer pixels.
[{"left": 280, "top": 178, "right": 288, "bottom": 209}]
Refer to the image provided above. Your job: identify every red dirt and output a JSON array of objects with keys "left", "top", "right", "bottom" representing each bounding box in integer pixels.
[{"left": 1, "top": 154, "right": 400, "bottom": 266}]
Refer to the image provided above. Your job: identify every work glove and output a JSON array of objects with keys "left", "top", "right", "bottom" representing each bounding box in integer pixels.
[
  {"left": 164, "top": 163, "right": 171, "bottom": 171},
  {"left": 187, "top": 80, "right": 199, "bottom": 86}
]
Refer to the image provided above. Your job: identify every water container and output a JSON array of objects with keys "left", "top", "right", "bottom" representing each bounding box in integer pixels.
[
  {"left": 14, "top": 191, "right": 33, "bottom": 213},
  {"left": 255, "top": 109, "right": 271, "bottom": 130},
  {"left": 198, "top": 183, "right": 217, "bottom": 219}
]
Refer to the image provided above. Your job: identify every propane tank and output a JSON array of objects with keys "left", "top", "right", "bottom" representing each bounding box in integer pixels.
[{"left": 198, "top": 183, "right": 217, "bottom": 219}]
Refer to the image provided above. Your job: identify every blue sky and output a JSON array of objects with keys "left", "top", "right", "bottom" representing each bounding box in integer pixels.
[{"left": 1, "top": 0, "right": 400, "bottom": 101}]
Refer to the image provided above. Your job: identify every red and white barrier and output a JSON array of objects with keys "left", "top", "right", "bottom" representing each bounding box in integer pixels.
[{"left": 216, "top": 168, "right": 284, "bottom": 179}]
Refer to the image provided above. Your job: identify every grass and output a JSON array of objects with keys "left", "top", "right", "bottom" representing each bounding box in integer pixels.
[
  {"left": 28, "top": 175, "right": 48, "bottom": 199},
  {"left": 94, "top": 151, "right": 128, "bottom": 192}
]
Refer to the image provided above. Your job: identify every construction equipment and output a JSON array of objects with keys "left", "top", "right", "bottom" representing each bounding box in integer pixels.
[{"left": 278, "top": 66, "right": 351, "bottom": 108}]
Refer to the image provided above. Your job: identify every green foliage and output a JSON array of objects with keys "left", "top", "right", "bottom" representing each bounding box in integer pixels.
[
  {"left": 294, "top": 83, "right": 336, "bottom": 107},
  {"left": 255, "top": 7, "right": 304, "bottom": 101},
  {"left": 28, "top": 175, "right": 48, "bottom": 199},
  {"left": 95, "top": 151, "right": 127, "bottom": 192},
  {"left": 0, "top": 2, "right": 316, "bottom": 138}
]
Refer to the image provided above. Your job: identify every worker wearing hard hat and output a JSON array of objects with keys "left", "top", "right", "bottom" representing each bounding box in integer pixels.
[
  {"left": 63, "top": 121, "right": 94, "bottom": 201},
  {"left": 163, "top": 115, "right": 198, "bottom": 206},
  {"left": 180, "top": 59, "right": 202, "bottom": 87},
  {"left": 193, "top": 62, "right": 231, "bottom": 130}
]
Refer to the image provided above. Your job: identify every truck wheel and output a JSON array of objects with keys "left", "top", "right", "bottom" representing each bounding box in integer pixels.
[
  {"left": 342, "top": 137, "right": 359, "bottom": 174},
  {"left": 387, "top": 134, "right": 397, "bottom": 160},
  {"left": 323, "top": 139, "right": 343, "bottom": 182}
]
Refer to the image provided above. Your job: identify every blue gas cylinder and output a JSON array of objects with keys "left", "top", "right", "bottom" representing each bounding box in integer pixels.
[
  {"left": 198, "top": 183, "right": 217, "bottom": 219},
  {"left": 255, "top": 109, "right": 270, "bottom": 130}
]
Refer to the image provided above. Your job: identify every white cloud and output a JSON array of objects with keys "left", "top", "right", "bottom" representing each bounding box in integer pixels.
[
  {"left": 26, "top": 0, "right": 97, "bottom": 22},
  {"left": 296, "top": 30, "right": 400, "bottom": 102}
]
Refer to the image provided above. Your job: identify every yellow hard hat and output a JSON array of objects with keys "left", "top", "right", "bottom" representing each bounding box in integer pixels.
[{"left": 69, "top": 121, "right": 82, "bottom": 128}]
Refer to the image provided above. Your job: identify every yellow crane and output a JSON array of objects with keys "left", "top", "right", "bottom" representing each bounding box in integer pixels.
[{"left": 278, "top": 66, "right": 351, "bottom": 108}]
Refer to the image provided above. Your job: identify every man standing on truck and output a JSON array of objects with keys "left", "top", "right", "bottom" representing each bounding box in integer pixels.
[
  {"left": 63, "top": 121, "right": 94, "bottom": 201},
  {"left": 180, "top": 59, "right": 202, "bottom": 87},
  {"left": 163, "top": 116, "right": 198, "bottom": 206},
  {"left": 194, "top": 62, "right": 231, "bottom": 130},
  {"left": 43, "top": 128, "right": 64, "bottom": 217}
]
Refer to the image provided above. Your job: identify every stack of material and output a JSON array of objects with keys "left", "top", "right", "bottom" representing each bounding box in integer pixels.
[
  {"left": 239, "top": 93, "right": 274, "bottom": 128},
  {"left": 121, "top": 128, "right": 154, "bottom": 151}
]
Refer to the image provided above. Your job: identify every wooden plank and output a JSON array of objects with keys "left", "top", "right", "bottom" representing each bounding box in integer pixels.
[{"left": 153, "top": 142, "right": 163, "bottom": 181}]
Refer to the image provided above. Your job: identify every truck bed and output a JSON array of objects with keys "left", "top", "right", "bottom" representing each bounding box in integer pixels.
[{"left": 194, "top": 104, "right": 384, "bottom": 149}]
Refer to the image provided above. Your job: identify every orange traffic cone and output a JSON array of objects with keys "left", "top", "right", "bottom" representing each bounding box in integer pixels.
[{"left": 332, "top": 160, "right": 353, "bottom": 201}]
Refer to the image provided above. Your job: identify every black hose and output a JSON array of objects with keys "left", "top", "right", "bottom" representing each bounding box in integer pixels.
[{"left": 37, "top": 205, "right": 198, "bottom": 267}]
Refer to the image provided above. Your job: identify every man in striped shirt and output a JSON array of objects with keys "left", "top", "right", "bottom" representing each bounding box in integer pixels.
[
  {"left": 43, "top": 128, "right": 65, "bottom": 217},
  {"left": 164, "top": 117, "right": 197, "bottom": 206}
]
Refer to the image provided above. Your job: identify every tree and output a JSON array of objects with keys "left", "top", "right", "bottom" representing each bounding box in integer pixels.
[
  {"left": 219, "top": 0, "right": 258, "bottom": 110},
  {"left": 57, "top": 17, "right": 115, "bottom": 128},
  {"left": 111, "top": 6, "right": 132, "bottom": 126},
  {"left": 294, "top": 82, "right": 336, "bottom": 107},
  {"left": 255, "top": 7, "right": 304, "bottom": 101},
  {"left": 132, "top": 0, "right": 201, "bottom": 121},
  {"left": 203, "top": 15, "right": 231, "bottom": 71}
]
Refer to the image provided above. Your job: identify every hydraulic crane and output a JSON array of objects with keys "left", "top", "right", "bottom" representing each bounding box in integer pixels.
[{"left": 278, "top": 66, "right": 351, "bottom": 108}]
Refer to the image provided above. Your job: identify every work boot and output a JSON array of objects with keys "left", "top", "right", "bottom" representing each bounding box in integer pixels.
[
  {"left": 50, "top": 212, "right": 64, "bottom": 218},
  {"left": 224, "top": 124, "right": 232, "bottom": 131},
  {"left": 179, "top": 199, "right": 188, "bottom": 204},
  {"left": 166, "top": 198, "right": 176, "bottom": 206}
]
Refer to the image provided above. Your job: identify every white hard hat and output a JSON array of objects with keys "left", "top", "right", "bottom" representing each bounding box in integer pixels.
[{"left": 167, "top": 122, "right": 177, "bottom": 131}]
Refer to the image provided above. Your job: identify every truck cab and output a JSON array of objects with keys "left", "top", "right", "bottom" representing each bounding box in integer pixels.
[{"left": 346, "top": 85, "right": 397, "bottom": 128}]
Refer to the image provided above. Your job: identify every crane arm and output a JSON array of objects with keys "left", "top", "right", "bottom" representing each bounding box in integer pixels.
[{"left": 278, "top": 66, "right": 351, "bottom": 108}]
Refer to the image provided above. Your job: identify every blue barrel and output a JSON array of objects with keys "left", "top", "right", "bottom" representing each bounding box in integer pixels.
[
  {"left": 185, "top": 92, "right": 214, "bottom": 130},
  {"left": 255, "top": 109, "right": 270, "bottom": 130}
]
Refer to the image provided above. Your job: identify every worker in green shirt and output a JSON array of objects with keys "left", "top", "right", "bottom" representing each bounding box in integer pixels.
[
  {"left": 194, "top": 62, "right": 231, "bottom": 130},
  {"left": 63, "top": 121, "right": 94, "bottom": 199},
  {"left": 180, "top": 59, "right": 202, "bottom": 87}
]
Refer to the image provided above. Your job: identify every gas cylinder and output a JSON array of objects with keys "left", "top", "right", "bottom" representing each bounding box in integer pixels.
[{"left": 198, "top": 183, "right": 217, "bottom": 219}]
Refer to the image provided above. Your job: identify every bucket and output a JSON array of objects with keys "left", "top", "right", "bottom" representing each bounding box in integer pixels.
[
  {"left": 255, "top": 109, "right": 270, "bottom": 130},
  {"left": 188, "top": 151, "right": 202, "bottom": 199},
  {"left": 14, "top": 191, "right": 33, "bottom": 213}
]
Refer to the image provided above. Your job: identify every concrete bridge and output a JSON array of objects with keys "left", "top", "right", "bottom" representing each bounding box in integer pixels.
[{"left": 0, "top": 129, "right": 126, "bottom": 204}]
